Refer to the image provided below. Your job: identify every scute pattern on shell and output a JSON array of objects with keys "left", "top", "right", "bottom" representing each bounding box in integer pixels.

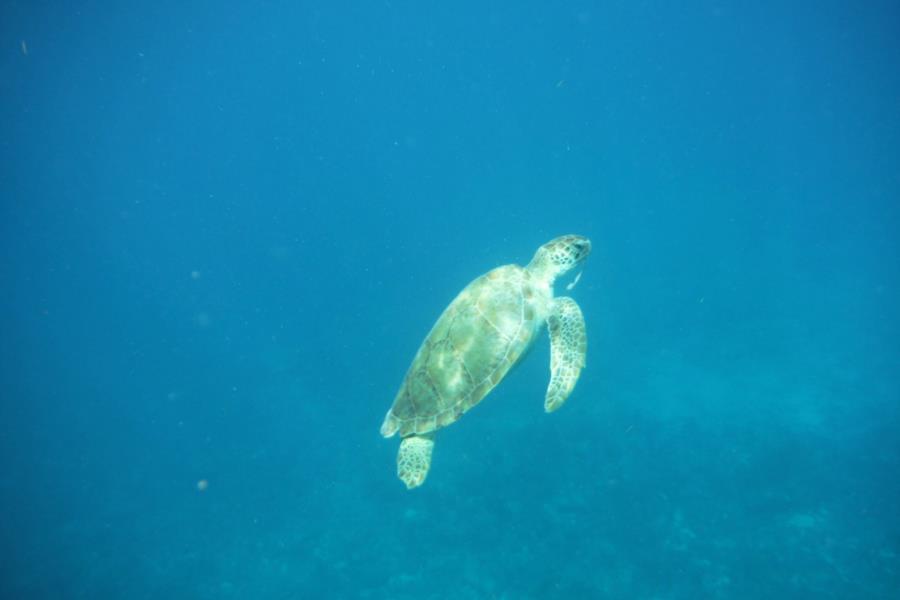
[{"left": 384, "top": 265, "right": 541, "bottom": 438}]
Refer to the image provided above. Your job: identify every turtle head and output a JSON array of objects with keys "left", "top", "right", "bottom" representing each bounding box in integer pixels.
[{"left": 526, "top": 234, "right": 591, "bottom": 284}]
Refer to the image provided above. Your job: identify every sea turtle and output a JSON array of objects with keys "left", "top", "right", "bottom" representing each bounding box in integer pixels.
[{"left": 380, "top": 234, "right": 591, "bottom": 489}]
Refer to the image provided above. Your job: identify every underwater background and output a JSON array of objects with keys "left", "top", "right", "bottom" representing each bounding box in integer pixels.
[{"left": 2, "top": 1, "right": 898, "bottom": 598}]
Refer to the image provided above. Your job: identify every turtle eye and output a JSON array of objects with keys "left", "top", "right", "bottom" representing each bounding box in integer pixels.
[{"left": 572, "top": 239, "right": 591, "bottom": 259}]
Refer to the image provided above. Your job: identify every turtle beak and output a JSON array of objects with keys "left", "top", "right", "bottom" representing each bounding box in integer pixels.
[{"left": 573, "top": 238, "right": 591, "bottom": 262}]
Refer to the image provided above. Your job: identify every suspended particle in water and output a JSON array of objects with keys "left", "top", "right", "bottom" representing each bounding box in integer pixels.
[{"left": 566, "top": 271, "right": 583, "bottom": 291}]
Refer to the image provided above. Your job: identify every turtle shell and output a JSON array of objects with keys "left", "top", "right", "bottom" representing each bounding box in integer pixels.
[{"left": 381, "top": 265, "right": 545, "bottom": 438}]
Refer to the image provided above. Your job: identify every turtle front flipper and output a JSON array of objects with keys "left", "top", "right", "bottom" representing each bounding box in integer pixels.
[
  {"left": 545, "top": 296, "right": 587, "bottom": 412},
  {"left": 397, "top": 433, "right": 435, "bottom": 489}
]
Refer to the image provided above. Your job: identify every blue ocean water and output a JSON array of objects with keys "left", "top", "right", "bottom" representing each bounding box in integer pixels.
[{"left": 2, "top": 1, "right": 898, "bottom": 597}]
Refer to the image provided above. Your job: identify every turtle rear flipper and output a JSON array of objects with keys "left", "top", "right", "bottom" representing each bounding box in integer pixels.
[
  {"left": 545, "top": 296, "right": 586, "bottom": 412},
  {"left": 397, "top": 434, "right": 435, "bottom": 489}
]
